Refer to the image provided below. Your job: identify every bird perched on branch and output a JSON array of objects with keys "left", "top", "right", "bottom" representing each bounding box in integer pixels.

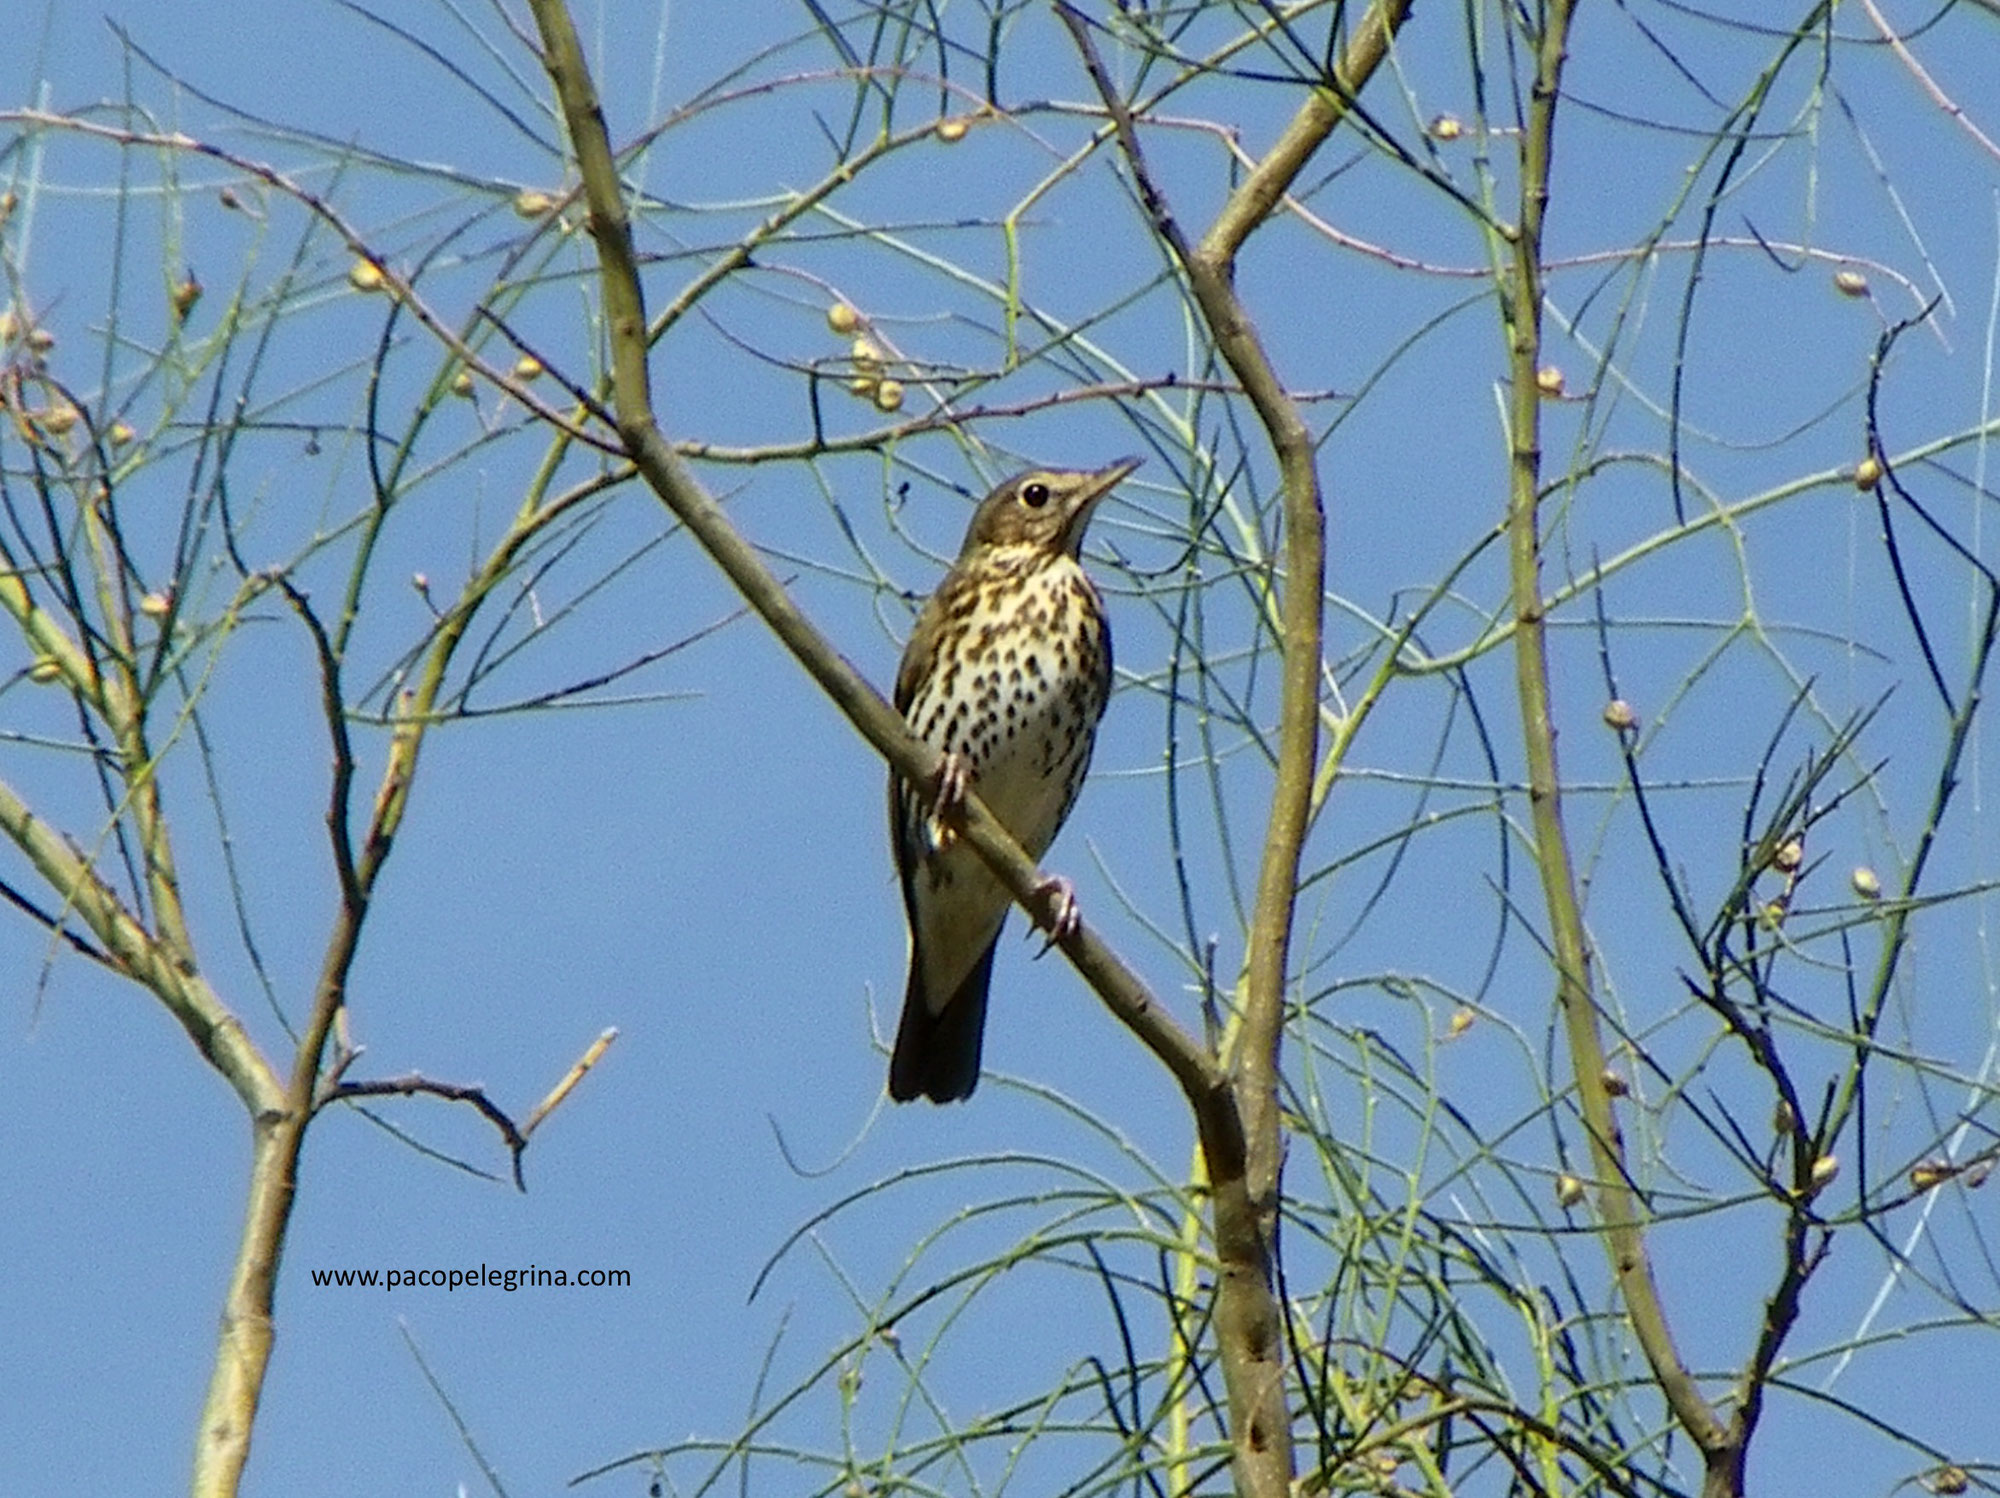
[{"left": 888, "top": 458, "right": 1141, "bottom": 1104}]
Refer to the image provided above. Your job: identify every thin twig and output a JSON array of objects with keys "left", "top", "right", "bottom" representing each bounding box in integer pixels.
[
  {"left": 326, "top": 1072, "right": 533, "bottom": 1189},
  {"left": 522, "top": 1028, "right": 619, "bottom": 1140}
]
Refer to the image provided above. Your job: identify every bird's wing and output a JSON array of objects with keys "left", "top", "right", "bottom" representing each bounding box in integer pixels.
[{"left": 890, "top": 581, "right": 953, "bottom": 912}]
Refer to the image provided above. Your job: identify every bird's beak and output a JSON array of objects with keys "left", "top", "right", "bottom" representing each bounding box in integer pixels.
[
  {"left": 1094, "top": 455, "right": 1144, "bottom": 491},
  {"left": 1060, "top": 456, "right": 1142, "bottom": 554}
]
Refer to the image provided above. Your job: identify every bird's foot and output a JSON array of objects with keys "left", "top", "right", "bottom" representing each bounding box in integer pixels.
[
  {"left": 1028, "top": 875, "right": 1080, "bottom": 955},
  {"left": 927, "top": 752, "right": 973, "bottom": 851}
]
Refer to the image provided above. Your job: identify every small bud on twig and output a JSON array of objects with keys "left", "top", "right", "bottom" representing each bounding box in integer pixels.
[
  {"left": 1910, "top": 1160, "right": 1951, "bottom": 1192},
  {"left": 171, "top": 271, "right": 203, "bottom": 323}
]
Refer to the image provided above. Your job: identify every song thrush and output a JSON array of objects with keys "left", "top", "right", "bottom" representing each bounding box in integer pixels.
[{"left": 888, "top": 458, "right": 1140, "bottom": 1103}]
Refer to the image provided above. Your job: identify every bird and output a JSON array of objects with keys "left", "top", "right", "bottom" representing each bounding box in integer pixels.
[{"left": 888, "top": 458, "right": 1140, "bottom": 1103}]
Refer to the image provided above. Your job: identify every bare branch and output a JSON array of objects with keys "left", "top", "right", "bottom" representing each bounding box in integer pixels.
[{"left": 1492, "top": 0, "right": 1731, "bottom": 1481}]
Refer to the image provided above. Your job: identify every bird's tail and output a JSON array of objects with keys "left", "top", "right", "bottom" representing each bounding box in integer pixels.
[{"left": 888, "top": 941, "right": 997, "bottom": 1104}]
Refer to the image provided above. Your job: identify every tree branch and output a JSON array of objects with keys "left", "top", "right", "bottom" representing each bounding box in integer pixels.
[
  {"left": 1059, "top": 5, "right": 1412, "bottom": 1492},
  {"left": 0, "top": 775, "right": 282, "bottom": 1115},
  {"left": 1494, "top": 0, "right": 1732, "bottom": 1482},
  {"left": 1199, "top": 0, "right": 1415, "bottom": 264}
]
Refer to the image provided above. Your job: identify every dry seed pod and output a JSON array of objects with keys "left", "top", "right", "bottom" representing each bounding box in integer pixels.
[
  {"left": 1430, "top": 114, "right": 1463, "bottom": 141},
  {"left": 450, "top": 370, "right": 476, "bottom": 398},
  {"left": 936, "top": 116, "right": 969, "bottom": 142},
  {"left": 1556, "top": 1173, "right": 1587, "bottom": 1208},
  {"left": 1833, "top": 269, "right": 1869, "bottom": 298},
  {"left": 873, "top": 379, "right": 905, "bottom": 413},
  {"left": 1535, "top": 365, "right": 1565, "bottom": 397},
  {"left": 1600, "top": 1070, "right": 1629, "bottom": 1098},
  {"left": 171, "top": 273, "right": 203, "bottom": 322},
  {"left": 1447, "top": 1006, "right": 1476, "bottom": 1038},
  {"left": 513, "top": 189, "right": 558, "bottom": 217},
  {"left": 348, "top": 259, "right": 387, "bottom": 292},
  {"left": 1603, "top": 698, "right": 1637, "bottom": 732},
  {"left": 1932, "top": 1467, "right": 1969, "bottom": 1496},
  {"left": 512, "top": 354, "right": 545, "bottom": 381},
  {"left": 37, "top": 403, "right": 80, "bottom": 437},
  {"left": 28, "top": 656, "right": 63, "bottom": 684},
  {"left": 1806, "top": 1154, "right": 1840, "bottom": 1196},
  {"left": 1854, "top": 454, "right": 1882, "bottom": 491},
  {"left": 1773, "top": 837, "right": 1804, "bottom": 873},
  {"left": 1851, "top": 866, "right": 1882, "bottom": 900},
  {"left": 108, "top": 420, "right": 137, "bottom": 448},
  {"left": 139, "top": 591, "right": 173, "bottom": 619},
  {"left": 826, "top": 302, "right": 860, "bottom": 335},
  {"left": 1909, "top": 1160, "right": 1951, "bottom": 1191}
]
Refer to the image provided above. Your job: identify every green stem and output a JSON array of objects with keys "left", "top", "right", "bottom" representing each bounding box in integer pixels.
[{"left": 1498, "top": 0, "right": 1732, "bottom": 1483}]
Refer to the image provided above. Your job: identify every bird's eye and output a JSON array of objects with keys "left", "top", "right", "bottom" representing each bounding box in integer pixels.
[{"left": 1022, "top": 481, "right": 1051, "bottom": 508}]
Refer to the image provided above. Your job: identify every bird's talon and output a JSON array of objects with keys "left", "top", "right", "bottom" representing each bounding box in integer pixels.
[
  {"left": 1029, "top": 875, "right": 1080, "bottom": 955},
  {"left": 933, "top": 752, "right": 972, "bottom": 816},
  {"left": 926, "top": 752, "right": 974, "bottom": 852}
]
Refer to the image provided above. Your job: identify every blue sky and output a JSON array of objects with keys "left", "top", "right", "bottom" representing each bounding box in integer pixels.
[{"left": 4, "top": 2, "right": 1999, "bottom": 1495}]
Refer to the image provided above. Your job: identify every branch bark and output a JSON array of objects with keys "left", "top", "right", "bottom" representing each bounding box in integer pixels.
[
  {"left": 1061, "top": 6, "right": 1411, "bottom": 1492},
  {"left": 1496, "top": 2, "right": 1733, "bottom": 1488}
]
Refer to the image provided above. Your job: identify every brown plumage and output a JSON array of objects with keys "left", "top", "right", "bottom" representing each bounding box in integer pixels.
[{"left": 888, "top": 459, "right": 1139, "bottom": 1103}]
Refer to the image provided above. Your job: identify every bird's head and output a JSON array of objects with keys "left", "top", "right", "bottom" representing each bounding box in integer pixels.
[{"left": 960, "top": 457, "right": 1142, "bottom": 559}]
